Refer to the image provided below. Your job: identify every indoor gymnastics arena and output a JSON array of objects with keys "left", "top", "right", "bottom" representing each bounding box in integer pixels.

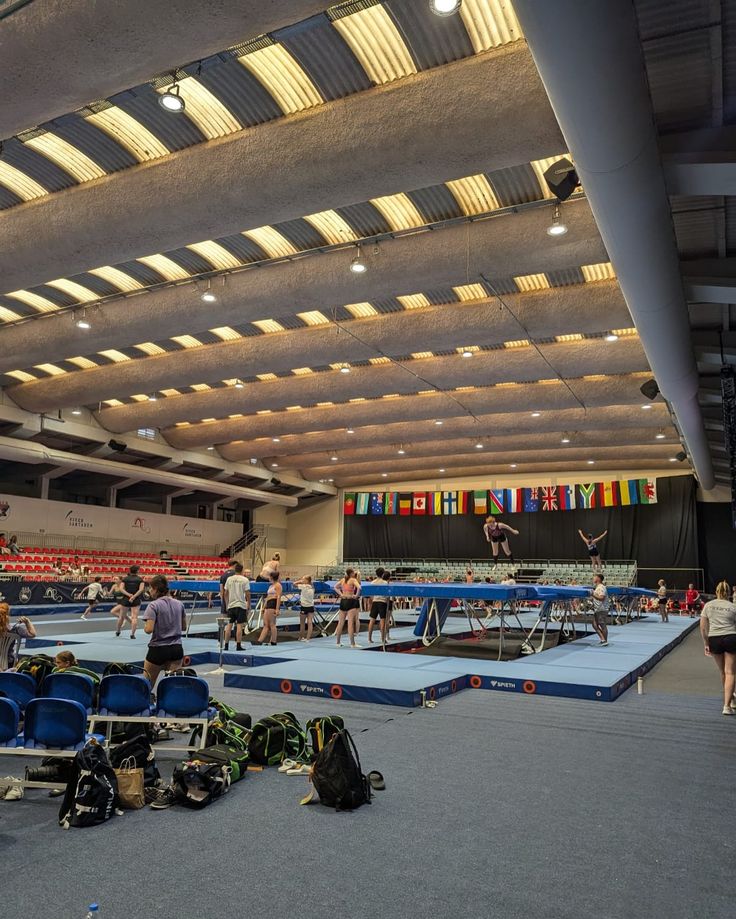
[{"left": 0, "top": 2, "right": 734, "bottom": 918}]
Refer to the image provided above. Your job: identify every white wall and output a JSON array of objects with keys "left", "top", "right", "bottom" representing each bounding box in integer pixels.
[
  {"left": 0, "top": 493, "right": 241, "bottom": 552},
  {"left": 286, "top": 498, "right": 340, "bottom": 570},
  {"left": 253, "top": 504, "right": 288, "bottom": 560}
]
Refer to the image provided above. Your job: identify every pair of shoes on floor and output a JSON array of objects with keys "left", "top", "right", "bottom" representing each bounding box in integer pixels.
[
  {"left": 278, "top": 760, "right": 311, "bottom": 776},
  {"left": 722, "top": 705, "right": 735, "bottom": 716},
  {"left": 148, "top": 786, "right": 178, "bottom": 809},
  {"left": 1, "top": 779, "right": 23, "bottom": 801},
  {"left": 598, "top": 640, "right": 609, "bottom": 646}
]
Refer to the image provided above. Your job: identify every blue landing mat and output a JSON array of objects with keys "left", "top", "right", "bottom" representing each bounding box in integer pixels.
[{"left": 223, "top": 616, "right": 698, "bottom": 706}]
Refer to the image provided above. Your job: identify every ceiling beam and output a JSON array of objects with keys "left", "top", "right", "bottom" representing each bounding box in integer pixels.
[
  {"left": 0, "top": 46, "right": 562, "bottom": 294},
  {"left": 661, "top": 127, "right": 736, "bottom": 196},
  {"left": 0, "top": 1, "right": 327, "bottom": 139},
  {"left": 9, "top": 279, "right": 630, "bottom": 411},
  {"left": 163, "top": 373, "right": 655, "bottom": 449},
  {"left": 682, "top": 258, "right": 736, "bottom": 303},
  {"left": 93, "top": 337, "right": 649, "bottom": 433},
  {"left": 0, "top": 200, "right": 604, "bottom": 376}
]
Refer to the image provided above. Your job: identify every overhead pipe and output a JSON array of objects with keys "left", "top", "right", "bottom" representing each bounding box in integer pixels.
[
  {"left": 0, "top": 436, "right": 297, "bottom": 507},
  {"left": 512, "top": 0, "right": 715, "bottom": 489}
]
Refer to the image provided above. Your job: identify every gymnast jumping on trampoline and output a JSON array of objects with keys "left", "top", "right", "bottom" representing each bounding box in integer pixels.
[
  {"left": 483, "top": 517, "right": 519, "bottom": 564},
  {"left": 578, "top": 528, "right": 608, "bottom": 572}
]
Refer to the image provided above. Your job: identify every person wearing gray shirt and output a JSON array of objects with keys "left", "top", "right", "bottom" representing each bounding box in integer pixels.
[
  {"left": 700, "top": 581, "right": 736, "bottom": 715},
  {"left": 590, "top": 574, "right": 609, "bottom": 647},
  {"left": 143, "top": 574, "right": 186, "bottom": 686}
]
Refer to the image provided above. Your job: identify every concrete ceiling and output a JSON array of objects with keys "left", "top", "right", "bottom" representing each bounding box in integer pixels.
[{"left": 0, "top": 0, "right": 703, "bottom": 491}]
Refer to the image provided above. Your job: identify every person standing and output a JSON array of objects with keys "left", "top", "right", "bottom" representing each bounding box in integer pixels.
[
  {"left": 685, "top": 583, "right": 701, "bottom": 617},
  {"left": 465, "top": 568, "right": 474, "bottom": 584},
  {"left": 699, "top": 581, "right": 736, "bottom": 715},
  {"left": 367, "top": 568, "right": 390, "bottom": 645},
  {"left": 256, "top": 571, "right": 282, "bottom": 646},
  {"left": 142, "top": 574, "right": 186, "bottom": 687},
  {"left": 578, "top": 529, "right": 607, "bottom": 572},
  {"left": 334, "top": 568, "right": 361, "bottom": 648},
  {"left": 656, "top": 579, "right": 668, "bottom": 623},
  {"left": 219, "top": 559, "right": 237, "bottom": 611},
  {"left": 223, "top": 562, "right": 251, "bottom": 651},
  {"left": 0, "top": 603, "right": 36, "bottom": 669},
  {"left": 256, "top": 553, "right": 280, "bottom": 583},
  {"left": 295, "top": 575, "right": 316, "bottom": 642},
  {"left": 483, "top": 517, "right": 519, "bottom": 564},
  {"left": 590, "top": 574, "right": 609, "bottom": 646},
  {"left": 110, "top": 575, "right": 131, "bottom": 636},
  {"left": 118, "top": 564, "right": 145, "bottom": 639},
  {"left": 80, "top": 576, "right": 104, "bottom": 620}
]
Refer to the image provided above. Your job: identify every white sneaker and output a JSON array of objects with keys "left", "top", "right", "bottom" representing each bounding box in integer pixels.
[
  {"left": 599, "top": 641, "right": 609, "bottom": 647},
  {"left": 4, "top": 784, "right": 23, "bottom": 800},
  {"left": 277, "top": 759, "right": 297, "bottom": 773},
  {"left": 722, "top": 706, "right": 734, "bottom": 716}
]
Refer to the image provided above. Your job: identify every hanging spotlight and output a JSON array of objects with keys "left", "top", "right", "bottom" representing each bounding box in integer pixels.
[
  {"left": 233, "top": 379, "right": 244, "bottom": 389},
  {"left": 346, "top": 428, "right": 355, "bottom": 434},
  {"left": 561, "top": 434, "right": 571, "bottom": 443},
  {"left": 350, "top": 245, "right": 367, "bottom": 274},
  {"left": 201, "top": 281, "right": 217, "bottom": 303},
  {"left": 159, "top": 81, "right": 185, "bottom": 112},
  {"left": 207, "top": 446, "right": 214, "bottom": 451},
  {"left": 272, "top": 437, "right": 280, "bottom": 443},
  {"left": 655, "top": 431, "right": 666, "bottom": 440},
  {"left": 510, "top": 463, "right": 518, "bottom": 469},
  {"left": 71, "top": 407, "right": 82, "bottom": 416},
  {"left": 330, "top": 455, "right": 338, "bottom": 461},
  {"left": 546, "top": 203, "right": 568, "bottom": 237},
  {"left": 605, "top": 332, "right": 619, "bottom": 342},
  {"left": 475, "top": 442, "right": 483, "bottom": 449},
  {"left": 434, "top": 420, "right": 443, "bottom": 426},
  {"left": 381, "top": 473, "right": 388, "bottom": 477},
  {"left": 148, "top": 393, "right": 158, "bottom": 402},
  {"left": 587, "top": 460, "right": 595, "bottom": 465},
  {"left": 75, "top": 311, "right": 91, "bottom": 330},
  {"left": 340, "top": 365, "right": 351, "bottom": 374},
  {"left": 439, "top": 468, "right": 446, "bottom": 473},
  {"left": 531, "top": 412, "right": 541, "bottom": 418},
  {"left": 271, "top": 463, "right": 278, "bottom": 468},
  {"left": 398, "top": 448, "right": 405, "bottom": 455},
  {"left": 430, "top": 0, "right": 462, "bottom": 16},
  {"left": 461, "top": 349, "right": 473, "bottom": 358},
  {"left": 641, "top": 404, "right": 652, "bottom": 410}
]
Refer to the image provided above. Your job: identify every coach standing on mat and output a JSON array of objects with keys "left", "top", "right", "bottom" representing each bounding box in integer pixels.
[
  {"left": 590, "top": 574, "right": 609, "bottom": 647},
  {"left": 223, "top": 562, "right": 251, "bottom": 652}
]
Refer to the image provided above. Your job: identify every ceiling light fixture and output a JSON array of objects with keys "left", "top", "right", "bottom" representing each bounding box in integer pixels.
[
  {"left": 272, "top": 437, "right": 280, "bottom": 443},
  {"left": 475, "top": 443, "right": 483, "bottom": 449},
  {"left": 546, "top": 203, "right": 568, "bottom": 237},
  {"left": 561, "top": 434, "right": 571, "bottom": 443},
  {"left": 669, "top": 457, "right": 677, "bottom": 462},
  {"left": 510, "top": 463, "right": 517, "bottom": 468},
  {"left": 346, "top": 428, "right": 355, "bottom": 434},
  {"left": 531, "top": 412, "right": 541, "bottom": 418},
  {"left": 75, "top": 312, "right": 91, "bottom": 330},
  {"left": 439, "top": 468, "right": 446, "bottom": 473},
  {"left": 148, "top": 393, "right": 158, "bottom": 402},
  {"left": 381, "top": 473, "right": 388, "bottom": 477},
  {"left": 159, "top": 80, "right": 185, "bottom": 112},
  {"left": 398, "top": 448, "right": 405, "bottom": 455},
  {"left": 350, "top": 244, "right": 367, "bottom": 274},
  {"left": 271, "top": 463, "right": 278, "bottom": 468},
  {"left": 234, "top": 379, "right": 244, "bottom": 389},
  {"left": 430, "top": 0, "right": 461, "bottom": 16},
  {"left": 330, "top": 455, "right": 338, "bottom": 461},
  {"left": 339, "top": 365, "right": 351, "bottom": 374},
  {"left": 207, "top": 446, "right": 214, "bottom": 451},
  {"left": 655, "top": 431, "right": 665, "bottom": 440},
  {"left": 434, "top": 420, "right": 443, "bottom": 426},
  {"left": 201, "top": 281, "right": 217, "bottom": 303},
  {"left": 461, "top": 349, "right": 473, "bottom": 358},
  {"left": 71, "top": 407, "right": 82, "bottom": 416},
  {"left": 605, "top": 332, "right": 619, "bottom": 342},
  {"left": 587, "top": 460, "right": 595, "bottom": 465},
  {"left": 641, "top": 404, "right": 652, "bottom": 410}
]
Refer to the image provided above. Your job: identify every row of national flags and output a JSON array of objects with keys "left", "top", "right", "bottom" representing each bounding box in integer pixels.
[{"left": 343, "top": 479, "right": 658, "bottom": 516}]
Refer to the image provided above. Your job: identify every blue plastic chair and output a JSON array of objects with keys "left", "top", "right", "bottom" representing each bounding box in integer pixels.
[
  {"left": 98, "top": 674, "right": 153, "bottom": 717},
  {"left": 43, "top": 672, "right": 96, "bottom": 714},
  {"left": 0, "top": 697, "right": 20, "bottom": 747},
  {"left": 156, "top": 676, "right": 212, "bottom": 719},
  {"left": 24, "top": 698, "right": 88, "bottom": 751},
  {"left": 0, "top": 671, "right": 36, "bottom": 708}
]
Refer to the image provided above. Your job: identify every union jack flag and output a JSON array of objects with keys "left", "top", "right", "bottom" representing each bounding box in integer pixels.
[{"left": 540, "top": 486, "right": 558, "bottom": 511}]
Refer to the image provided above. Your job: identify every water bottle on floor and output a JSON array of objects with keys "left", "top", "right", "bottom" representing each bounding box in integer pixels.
[{"left": 85, "top": 905, "right": 99, "bottom": 918}]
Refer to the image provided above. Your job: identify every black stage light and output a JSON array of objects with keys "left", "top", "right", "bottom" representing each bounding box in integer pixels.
[
  {"left": 675, "top": 451, "right": 687, "bottom": 463},
  {"left": 543, "top": 157, "right": 579, "bottom": 201},
  {"left": 270, "top": 477, "right": 282, "bottom": 486},
  {"left": 108, "top": 439, "right": 127, "bottom": 452},
  {"left": 639, "top": 379, "right": 660, "bottom": 401}
]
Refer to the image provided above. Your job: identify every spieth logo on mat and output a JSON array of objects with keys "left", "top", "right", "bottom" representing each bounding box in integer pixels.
[
  {"left": 437, "top": 685, "right": 451, "bottom": 696},
  {"left": 489, "top": 679, "right": 517, "bottom": 690},
  {"left": 299, "top": 684, "right": 325, "bottom": 695}
]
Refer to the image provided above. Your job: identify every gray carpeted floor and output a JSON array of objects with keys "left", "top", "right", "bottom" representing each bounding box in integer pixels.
[{"left": 2, "top": 643, "right": 735, "bottom": 919}]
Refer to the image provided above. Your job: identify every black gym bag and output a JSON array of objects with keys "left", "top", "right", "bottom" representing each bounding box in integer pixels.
[
  {"left": 171, "top": 760, "right": 230, "bottom": 808},
  {"left": 108, "top": 733, "right": 160, "bottom": 788}
]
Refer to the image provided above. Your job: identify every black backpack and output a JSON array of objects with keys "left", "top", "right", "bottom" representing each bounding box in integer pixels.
[
  {"left": 310, "top": 730, "right": 371, "bottom": 811},
  {"left": 249, "top": 712, "right": 309, "bottom": 766},
  {"left": 306, "top": 715, "right": 345, "bottom": 756},
  {"left": 108, "top": 733, "right": 160, "bottom": 788},
  {"left": 58, "top": 743, "right": 118, "bottom": 829},
  {"left": 103, "top": 662, "right": 144, "bottom": 677},
  {"left": 171, "top": 760, "right": 230, "bottom": 808},
  {"left": 16, "top": 653, "right": 55, "bottom": 690}
]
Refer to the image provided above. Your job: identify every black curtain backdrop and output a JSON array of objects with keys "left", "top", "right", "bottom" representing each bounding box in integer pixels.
[
  {"left": 344, "top": 475, "right": 698, "bottom": 573},
  {"left": 697, "top": 501, "right": 736, "bottom": 590}
]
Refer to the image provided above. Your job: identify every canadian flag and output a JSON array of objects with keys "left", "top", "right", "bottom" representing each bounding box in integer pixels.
[{"left": 412, "top": 492, "right": 427, "bottom": 515}]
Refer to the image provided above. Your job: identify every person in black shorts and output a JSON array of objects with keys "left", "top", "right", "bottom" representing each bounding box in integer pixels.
[
  {"left": 142, "top": 574, "right": 186, "bottom": 686},
  {"left": 578, "top": 529, "right": 607, "bottom": 572},
  {"left": 367, "top": 567, "right": 390, "bottom": 644},
  {"left": 483, "top": 517, "right": 519, "bottom": 564}
]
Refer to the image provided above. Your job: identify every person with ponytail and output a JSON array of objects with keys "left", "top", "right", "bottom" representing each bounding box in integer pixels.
[
  {"left": 0, "top": 602, "right": 36, "bottom": 670},
  {"left": 700, "top": 581, "right": 736, "bottom": 715}
]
